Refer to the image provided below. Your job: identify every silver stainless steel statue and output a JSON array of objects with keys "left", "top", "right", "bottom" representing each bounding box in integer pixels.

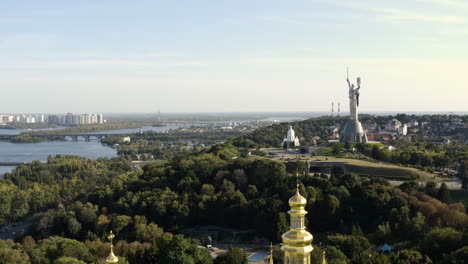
[
  {"left": 347, "top": 77, "right": 360, "bottom": 121},
  {"left": 340, "top": 69, "right": 368, "bottom": 143}
]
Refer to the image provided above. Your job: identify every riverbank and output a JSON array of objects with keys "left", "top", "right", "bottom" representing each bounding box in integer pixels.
[
  {"left": 0, "top": 123, "right": 59, "bottom": 130},
  {"left": 0, "top": 141, "right": 117, "bottom": 176}
]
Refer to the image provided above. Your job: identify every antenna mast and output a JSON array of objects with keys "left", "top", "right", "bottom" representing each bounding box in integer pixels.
[{"left": 332, "top": 102, "right": 334, "bottom": 117}]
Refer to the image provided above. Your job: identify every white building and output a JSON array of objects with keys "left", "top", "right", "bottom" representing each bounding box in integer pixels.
[
  {"left": 0, "top": 115, "right": 14, "bottom": 124},
  {"left": 410, "top": 120, "right": 419, "bottom": 127},
  {"left": 283, "top": 126, "right": 300, "bottom": 150},
  {"left": 97, "top": 114, "right": 104, "bottom": 124},
  {"left": 385, "top": 119, "right": 402, "bottom": 131},
  {"left": 398, "top": 124, "right": 408, "bottom": 136},
  {"left": 363, "top": 122, "right": 378, "bottom": 132}
]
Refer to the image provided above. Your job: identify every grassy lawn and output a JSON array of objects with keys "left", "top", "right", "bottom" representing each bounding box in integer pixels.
[
  {"left": 318, "top": 142, "right": 385, "bottom": 156},
  {"left": 259, "top": 147, "right": 440, "bottom": 182},
  {"left": 307, "top": 156, "right": 439, "bottom": 181}
]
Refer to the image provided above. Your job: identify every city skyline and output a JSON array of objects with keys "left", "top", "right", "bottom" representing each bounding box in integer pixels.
[{"left": 1, "top": 0, "right": 468, "bottom": 113}]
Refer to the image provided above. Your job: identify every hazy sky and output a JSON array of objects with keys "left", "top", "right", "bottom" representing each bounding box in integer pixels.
[{"left": 1, "top": 0, "right": 467, "bottom": 113}]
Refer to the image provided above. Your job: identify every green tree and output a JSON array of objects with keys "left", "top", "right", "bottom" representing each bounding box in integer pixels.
[
  {"left": 344, "top": 142, "right": 351, "bottom": 151},
  {"left": 440, "top": 246, "right": 468, "bottom": 264},
  {"left": 461, "top": 161, "right": 468, "bottom": 191},
  {"left": 66, "top": 217, "right": 82, "bottom": 236},
  {"left": 421, "top": 227, "right": 463, "bottom": 260},
  {"left": 272, "top": 247, "right": 284, "bottom": 264},
  {"left": 331, "top": 165, "right": 346, "bottom": 179},
  {"left": 327, "top": 235, "right": 372, "bottom": 263},
  {"left": 36, "top": 237, "right": 94, "bottom": 263},
  {"left": 214, "top": 247, "right": 248, "bottom": 264},
  {"left": 0, "top": 240, "right": 30, "bottom": 264},
  {"left": 332, "top": 144, "right": 341, "bottom": 155},
  {"left": 424, "top": 182, "right": 438, "bottom": 198},
  {"left": 340, "top": 173, "right": 361, "bottom": 190},
  {"left": 437, "top": 183, "right": 451, "bottom": 203},
  {"left": 325, "top": 246, "right": 349, "bottom": 264},
  {"left": 393, "top": 250, "right": 432, "bottom": 264},
  {"left": 54, "top": 257, "right": 87, "bottom": 264},
  {"left": 143, "top": 234, "right": 212, "bottom": 264},
  {"left": 276, "top": 212, "right": 289, "bottom": 242},
  {"left": 112, "top": 215, "right": 132, "bottom": 233}
]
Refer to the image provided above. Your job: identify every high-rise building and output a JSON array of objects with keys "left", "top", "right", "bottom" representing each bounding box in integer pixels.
[
  {"left": 97, "top": 114, "right": 104, "bottom": 124},
  {"left": 48, "top": 115, "right": 59, "bottom": 124},
  {"left": 0, "top": 115, "right": 14, "bottom": 124}
]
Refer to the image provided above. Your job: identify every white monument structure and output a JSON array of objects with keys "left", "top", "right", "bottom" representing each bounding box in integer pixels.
[
  {"left": 340, "top": 70, "right": 368, "bottom": 143},
  {"left": 283, "top": 126, "right": 300, "bottom": 150}
]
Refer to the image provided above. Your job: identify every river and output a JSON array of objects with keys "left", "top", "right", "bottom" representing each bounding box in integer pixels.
[
  {"left": 0, "top": 126, "right": 66, "bottom": 135},
  {"left": 0, "top": 123, "right": 198, "bottom": 176},
  {"left": 0, "top": 117, "right": 306, "bottom": 175},
  {"left": 82, "top": 124, "right": 193, "bottom": 134},
  {"left": 0, "top": 141, "right": 117, "bottom": 176}
]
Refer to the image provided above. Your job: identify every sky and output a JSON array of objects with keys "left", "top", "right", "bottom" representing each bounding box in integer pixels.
[{"left": 1, "top": 0, "right": 468, "bottom": 113}]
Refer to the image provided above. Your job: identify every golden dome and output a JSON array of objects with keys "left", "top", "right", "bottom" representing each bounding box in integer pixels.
[
  {"left": 106, "top": 250, "right": 119, "bottom": 264},
  {"left": 282, "top": 229, "right": 313, "bottom": 245},
  {"left": 106, "top": 231, "right": 119, "bottom": 264},
  {"left": 289, "top": 185, "right": 307, "bottom": 207},
  {"left": 281, "top": 183, "right": 314, "bottom": 263}
]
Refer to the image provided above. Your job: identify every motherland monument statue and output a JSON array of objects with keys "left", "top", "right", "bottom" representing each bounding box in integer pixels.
[{"left": 339, "top": 68, "right": 368, "bottom": 143}]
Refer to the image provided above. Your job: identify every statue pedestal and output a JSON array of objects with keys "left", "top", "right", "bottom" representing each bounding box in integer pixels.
[{"left": 340, "top": 120, "right": 368, "bottom": 143}]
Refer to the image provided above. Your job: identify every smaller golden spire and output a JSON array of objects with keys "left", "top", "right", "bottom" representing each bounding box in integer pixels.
[
  {"left": 296, "top": 159, "right": 300, "bottom": 191},
  {"left": 322, "top": 250, "right": 327, "bottom": 264},
  {"left": 269, "top": 242, "right": 274, "bottom": 264},
  {"left": 290, "top": 165, "right": 307, "bottom": 207},
  {"left": 106, "top": 230, "right": 119, "bottom": 264}
]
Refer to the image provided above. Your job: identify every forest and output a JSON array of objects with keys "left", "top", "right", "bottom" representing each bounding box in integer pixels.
[
  {"left": 0, "top": 114, "right": 467, "bottom": 263},
  {"left": 0, "top": 143, "right": 466, "bottom": 263}
]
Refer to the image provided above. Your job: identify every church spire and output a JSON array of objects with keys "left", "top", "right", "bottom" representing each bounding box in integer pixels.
[
  {"left": 322, "top": 251, "right": 327, "bottom": 264},
  {"left": 106, "top": 230, "right": 119, "bottom": 264},
  {"left": 281, "top": 176, "right": 314, "bottom": 264},
  {"left": 269, "top": 243, "right": 274, "bottom": 264}
]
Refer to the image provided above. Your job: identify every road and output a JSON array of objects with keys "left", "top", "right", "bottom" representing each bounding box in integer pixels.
[
  {"left": 388, "top": 179, "right": 462, "bottom": 189},
  {"left": 209, "top": 242, "right": 270, "bottom": 260},
  {"left": 0, "top": 219, "right": 32, "bottom": 240}
]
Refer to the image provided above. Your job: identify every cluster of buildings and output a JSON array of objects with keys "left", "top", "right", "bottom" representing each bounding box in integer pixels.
[
  {"left": 48, "top": 113, "right": 104, "bottom": 125},
  {"left": 363, "top": 118, "right": 467, "bottom": 142},
  {"left": 0, "top": 114, "right": 45, "bottom": 124},
  {"left": 0, "top": 113, "right": 104, "bottom": 126},
  {"left": 418, "top": 118, "right": 466, "bottom": 136},
  {"left": 363, "top": 118, "right": 409, "bottom": 141}
]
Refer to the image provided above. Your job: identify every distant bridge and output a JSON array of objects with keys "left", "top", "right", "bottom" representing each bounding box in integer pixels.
[
  {"left": 0, "top": 130, "right": 243, "bottom": 142},
  {"left": 0, "top": 133, "right": 120, "bottom": 141},
  {"left": 30, "top": 133, "right": 119, "bottom": 141},
  {"left": 152, "top": 121, "right": 245, "bottom": 125}
]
